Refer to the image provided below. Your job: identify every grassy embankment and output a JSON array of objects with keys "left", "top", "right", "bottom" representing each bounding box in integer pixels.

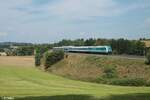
[
  {"left": 49, "top": 53, "right": 150, "bottom": 86},
  {"left": 0, "top": 56, "right": 150, "bottom": 100}
]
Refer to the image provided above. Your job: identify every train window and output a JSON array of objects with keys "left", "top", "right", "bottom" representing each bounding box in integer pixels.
[
  {"left": 89, "top": 48, "right": 95, "bottom": 50},
  {"left": 96, "top": 48, "right": 106, "bottom": 50}
]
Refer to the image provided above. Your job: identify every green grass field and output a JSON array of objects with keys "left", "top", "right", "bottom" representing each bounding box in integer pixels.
[{"left": 0, "top": 56, "right": 150, "bottom": 100}]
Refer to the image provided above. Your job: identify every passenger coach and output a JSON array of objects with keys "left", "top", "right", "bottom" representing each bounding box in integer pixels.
[{"left": 53, "top": 46, "right": 112, "bottom": 54}]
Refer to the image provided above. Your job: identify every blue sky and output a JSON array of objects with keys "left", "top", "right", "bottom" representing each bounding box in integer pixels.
[{"left": 0, "top": 0, "right": 150, "bottom": 43}]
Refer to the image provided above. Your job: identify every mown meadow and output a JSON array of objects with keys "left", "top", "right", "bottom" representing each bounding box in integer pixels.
[{"left": 0, "top": 56, "right": 150, "bottom": 100}]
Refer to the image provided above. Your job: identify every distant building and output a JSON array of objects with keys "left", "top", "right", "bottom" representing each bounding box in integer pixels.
[
  {"left": 0, "top": 52, "right": 7, "bottom": 56},
  {"left": 10, "top": 45, "right": 18, "bottom": 49},
  {"left": 142, "top": 41, "right": 150, "bottom": 55},
  {"left": 142, "top": 41, "right": 150, "bottom": 48},
  {"left": 143, "top": 40, "right": 150, "bottom": 48}
]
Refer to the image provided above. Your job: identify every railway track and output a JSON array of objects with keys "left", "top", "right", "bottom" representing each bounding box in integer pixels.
[{"left": 68, "top": 53, "right": 145, "bottom": 60}]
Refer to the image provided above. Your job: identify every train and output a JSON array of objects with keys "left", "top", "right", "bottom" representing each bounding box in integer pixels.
[{"left": 53, "top": 46, "right": 112, "bottom": 54}]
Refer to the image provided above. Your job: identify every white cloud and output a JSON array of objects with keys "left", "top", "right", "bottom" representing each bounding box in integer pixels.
[
  {"left": 1, "top": 0, "right": 149, "bottom": 22},
  {"left": 47, "top": 0, "right": 150, "bottom": 20},
  {"left": 146, "top": 18, "right": 150, "bottom": 23},
  {"left": 48, "top": 0, "right": 119, "bottom": 19},
  {"left": 144, "top": 17, "right": 150, "bottom": 27},
  {"left": 0, "top": 32, "right": 8, "bottom": 36},
  {"left": 0, "top": 0, "right": 150, "bottom": 42},
  {"left": 0, "top": 0, "right": 31, "bottom": 23}
]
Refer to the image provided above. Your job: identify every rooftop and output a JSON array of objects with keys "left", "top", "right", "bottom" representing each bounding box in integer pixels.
[{"left": 142, "top": 40, "right": 150, "bottom": 48}]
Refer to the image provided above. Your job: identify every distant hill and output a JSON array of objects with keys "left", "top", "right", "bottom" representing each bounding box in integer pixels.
[
  {"left": 0, "top": 42, "right": 33, "bottom": 46},
  {"left": 0, "top": 42, "right": 34, "bottom": 50}
]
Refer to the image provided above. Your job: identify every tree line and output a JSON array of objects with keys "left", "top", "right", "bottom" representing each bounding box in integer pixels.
[
  {"left": 0, "top": 38, "right": 148, "bottom": 56},
  {"left": 53, "top": 38, "right": 146, "bottom": 56},
  {"left": 5, "top": 46, "right": 34, "bottom": 56}
]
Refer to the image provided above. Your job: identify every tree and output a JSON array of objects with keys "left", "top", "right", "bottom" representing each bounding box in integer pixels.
[
  {"left": 73, "top": 39, "right": 85, "bottom": 46},
  {"left": 145, "top": 49, "right": 150, "bottom": 65},
  {"left": 135, "top": 41, "right": 145, "bottom": 56},
  {"left": 34, "top": 46, "right": 50, "bottom": 66},
  {"left": 84, "top": 38, "right": 96, "bottom": 46},
  {"left": 57, "top": 39, "right": 73, "bottom": 46},
  {"left": 35, "top": 53, "right": 42, "bottom": 66},
  {"left": 16, "top": 46, "right": 34, "bottom": 56},
  {"left": 43, "top": 51, "right": 64, "bottom": 69}
]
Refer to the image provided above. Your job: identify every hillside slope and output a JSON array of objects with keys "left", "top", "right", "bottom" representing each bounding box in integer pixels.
[
  {"left": 0, "top": 56, "right": 150, "bottom": 100},
  {"left": 49, "top": 53, "right": 150, "bottom": 86}
]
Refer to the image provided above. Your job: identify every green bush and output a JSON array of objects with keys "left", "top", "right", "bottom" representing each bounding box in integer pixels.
[
  {"left": 146, "top": 81, "right": 150, "bottom": 86},
  {"left": 35, "top": 53, "right": 42, "bottom": 66},
  {"left": 145, "top": 50, "right": 150, "bottom": 65},
  {"left": 95, "top": 77, "right": 149, "bottom": 86},
  {"left": 16, "top": 46, "right": 34, "bottom": 56},
  {"left": 35, "top": 47, "right": 50, "bottom": 67},
  {"left": 43, "top": 50, "right": 64, "bottom": 69},
  {"left": 94, "top": 77, "right": 109, "bottom": 84},
  {"left": 103, "top": 66, "right": 118, "bottom": 78},
  {"left": 110, "top": 78, "right": 146, "bottom": 86}
]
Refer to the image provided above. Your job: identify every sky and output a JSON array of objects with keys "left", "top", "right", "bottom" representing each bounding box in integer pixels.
[{"left": 0, "top": 0, "right": 150, "bottom": 43}]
